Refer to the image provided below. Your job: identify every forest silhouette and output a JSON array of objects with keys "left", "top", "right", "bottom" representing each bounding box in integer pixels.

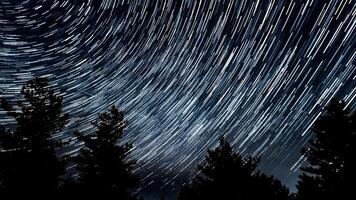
[{"left": 0, "top": 77, "right": 355, "bottom": 199}]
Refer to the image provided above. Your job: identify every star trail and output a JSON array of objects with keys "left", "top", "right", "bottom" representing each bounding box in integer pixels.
[{"left": 0, "top": 0, "right": 355, "bottom": 198}]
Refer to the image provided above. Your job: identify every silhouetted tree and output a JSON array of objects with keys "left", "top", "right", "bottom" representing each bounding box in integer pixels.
[
  {"left": 252, "top": 172, "right": 291, "bottom": 200},
  {"left": 73, "top": 106, "right": 139, "bottom": 199},
  {"left": 296, "top": 99, "right": 356, "bottom": 199},
  {"left": 0, "top": 77, "right": 68, "bottom": 193},
  {"left": 178, "top": 136, "right": 290, "bottom": 200}
]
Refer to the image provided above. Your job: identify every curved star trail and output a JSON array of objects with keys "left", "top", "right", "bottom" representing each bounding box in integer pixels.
[{"left": 1, "top": 0, "right": 355, "bottom": 197}]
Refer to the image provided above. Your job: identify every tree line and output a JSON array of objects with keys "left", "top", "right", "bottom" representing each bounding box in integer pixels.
[{"left": 0, "top": 77, "right": 355, "bottom": 199}]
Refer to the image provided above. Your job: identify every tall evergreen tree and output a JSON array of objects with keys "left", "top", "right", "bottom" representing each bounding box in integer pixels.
[
  {"left": 0, "top": 77, "right": 68, "bottom": 193},
  {"left": 296, "top": 99, "right": 356, "bottom": 199},
  {"left": 252, "top": 172, "right": 291, "bottom": 200},
  {"left": 178, "top": 136, "right": 290, "bottom": 200},
  {"left": 73, "top": 106, "right": 139, "bottom": 199}
]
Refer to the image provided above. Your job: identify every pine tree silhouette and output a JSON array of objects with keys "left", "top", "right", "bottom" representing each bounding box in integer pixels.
[
  {"left": 73, "top": 106, "right": 139, "bottom": 199},
  {"left": 296, "top": 99, "right": 356, "bottom": 199},
  {"left": 252, "top": 172, "right": 291, "bottom": 200},
  {"left": 0, "top": 77, "right": 68, "bottom": 194},
  {"left": 178, "top": 136, "right": 291, "bottom": 200}
]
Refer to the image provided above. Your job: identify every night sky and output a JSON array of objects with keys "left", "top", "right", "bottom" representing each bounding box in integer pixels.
[{"left": 0, "top": 0, "right": 355, "bottom": 199}]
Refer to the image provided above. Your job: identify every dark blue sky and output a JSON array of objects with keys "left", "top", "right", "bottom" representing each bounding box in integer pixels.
[{"left": 1, "top": 0, "right": 355, "bottom": 199}]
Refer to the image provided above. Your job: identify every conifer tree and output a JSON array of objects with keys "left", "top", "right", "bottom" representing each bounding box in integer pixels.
[
  {"left": 296, "top": 99, "right": 356, "bottom": 199},
  {"left": 0, "top": 77, "right": 68, "bottom": 193},
  {"left": 178, "top": 136, "right": 290, "bottom": 200},
  {"left": 74, "top": 106, "right": 139, "bottom": 199}
]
